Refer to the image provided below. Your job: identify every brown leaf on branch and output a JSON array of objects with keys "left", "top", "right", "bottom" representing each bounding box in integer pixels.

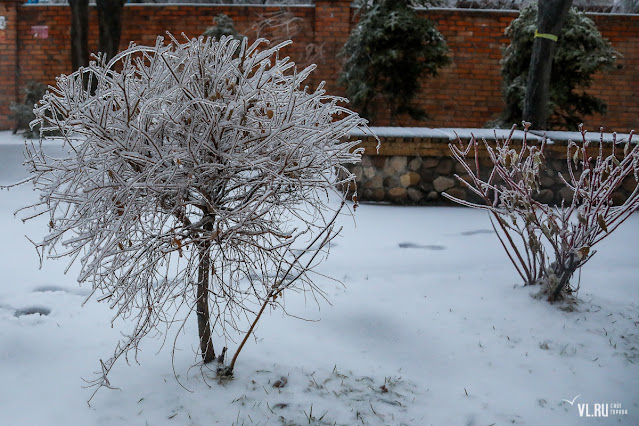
[{"left": 597, "top": 214, "right": 608, "bottom": 232}]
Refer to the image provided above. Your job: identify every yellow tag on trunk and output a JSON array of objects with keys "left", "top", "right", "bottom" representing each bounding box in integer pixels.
[{"left": 534, "top": 29, "right": 558, "bottom": 42}]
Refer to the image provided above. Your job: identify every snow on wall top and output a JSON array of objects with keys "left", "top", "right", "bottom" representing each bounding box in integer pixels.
[
  {"left": 534, "top": 130, "right": 636, "bottom": 143},
  {"left": 350, "top": 127, "right": 636, "bottom": 145},
  {"left": 349, "top": 127, "right": 545, "bottom": 141}
]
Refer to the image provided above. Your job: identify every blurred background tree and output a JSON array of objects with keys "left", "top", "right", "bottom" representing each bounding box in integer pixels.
[
  {"left": 497, "top": 3, "right": 616, "bottom": 130},
  {"left": 339, "top": 0, "right": 451, "bottom": 125}
]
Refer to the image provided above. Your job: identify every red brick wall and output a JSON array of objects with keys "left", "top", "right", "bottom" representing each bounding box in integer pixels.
[
  {"left": 410, "top": 9, "right": 517, "bottom": 128},
  {"left": 0, "top": 0, "right": 20, "bottom": 129},
  {"left": 373, "top": 8, "right": 639, "bottom": 132},
  {"left": 587, "top": 13, "right": 639, "bottom": 133},
  {"left": 15, "top": 4, "right": 317, "bottom": 87},
  {"left": 2, "top": 2, "right": 638, "bottom": 132}
]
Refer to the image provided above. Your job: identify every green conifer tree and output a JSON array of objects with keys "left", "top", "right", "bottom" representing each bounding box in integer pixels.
[
  {"left": 339, "top": 0, "right": 451, "bottom": 125},
  {"left": 203, "top": 14, "right": 244, "bottom": 41}
]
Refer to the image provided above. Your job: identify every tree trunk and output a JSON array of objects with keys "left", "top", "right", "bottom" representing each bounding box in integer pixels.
[
  {"left": 96, "top": 0, "right": 126, "bottom": 63},
  {"left": 197, "top": 239, "right": 216, "bottom": 363},
  {"left": 549, "top": 252, "right": 578, "bottom": 302},
  {"left": 522, "top": 0, "right": 573, "bottom": 130},
  {"left": 69, "top": 0, "right": 89, "bottom": 71}
]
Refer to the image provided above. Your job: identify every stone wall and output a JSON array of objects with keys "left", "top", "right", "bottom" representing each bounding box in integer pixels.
[{"left": 348, "top": 128, "right": 637, "bottom": 206}]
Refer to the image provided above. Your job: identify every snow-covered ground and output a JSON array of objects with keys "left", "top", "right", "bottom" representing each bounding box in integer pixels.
[{"left": 1, "top": 131, "right": 637, "bottom": 425}]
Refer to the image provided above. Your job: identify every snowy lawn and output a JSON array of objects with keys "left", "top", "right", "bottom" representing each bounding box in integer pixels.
[{"left": 1, "top": 131, "right": 637, "bottom": 425}]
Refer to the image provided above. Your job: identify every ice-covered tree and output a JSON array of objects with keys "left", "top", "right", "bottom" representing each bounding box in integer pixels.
[
  {"left": 339, "top": 0, "right": 451, "bottom": 125},
  {"left": 18, "top": 34, "right": 367, "bottom": 398}
]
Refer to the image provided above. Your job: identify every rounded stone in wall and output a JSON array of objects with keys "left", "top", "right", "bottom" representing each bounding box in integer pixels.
[
  {"left": 407, "top": 188, "right": 424, "bottom": 202},
  {"left": 400, "top": 171, "right": 421, "bottom": 187},
  {"left": 389, "top": 156, "right": 408, "bottom": 173},
  {"left": 454, "top": 161, "right": 470, "bottom": 175},
  {"left": 362, "top": 188, "right": 385, "bottom": 202},
  {"left": 433, "top": 176, "right": 456, "bottom": 192},
  {"left": 388, "top": 187, "right": 408, "bottom": 201},
  {"left": 423, "top": 158, "right": 439, "bottom": 168},
  {"left": 426, "top": 191, "right": 439, "bottom": 201},
  {"left": 352, "top": 165, "right": 363, "bottom": 182},
  {"left": 373, "top": 188, "right": 386, "bottom": 201},
  {"left": 363, "top": 166, "right": 377, "bottom": 179},
  {"left": 361, "top": 156, "right": 373, "bottom": 168},
  {"left": 371, "top": 156, "right": 387, "bottom": 169},
  {"left": 419, "top": 181, "right": 434, "bottom": 193},
  {"left": 419, "top": 167, "right": 435, "bottom": 183},
  {"left": 435, "top": 158, "right": 453, "bottom": 175},
  {"left": 444, "top": 187, "right": 467, "bottom": 201},
  {"left": 408, "top": 157, "right": 423, "bottom": 171},
  {"left": 384, "top": 175, "right": 401, "bottom": 188},
  {"left": 363, "top": 175, "right": 383, "bottom": 189},
  {"left": 457, "top": 174, "right": 473, "bottom": 186}
]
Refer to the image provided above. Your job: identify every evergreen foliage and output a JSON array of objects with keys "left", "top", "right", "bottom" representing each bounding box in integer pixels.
[
  {"left": 9, "top": 81, "right": 48, "bottom": 138},
  {"left": 499, "top": 4, "right": 616, "bottom": 129},
  {"left": 339, "top": 0, "right": 451, "bottom": 125},
  {"left": 203, "top": 14, "right": 244, "bottom": 41}
]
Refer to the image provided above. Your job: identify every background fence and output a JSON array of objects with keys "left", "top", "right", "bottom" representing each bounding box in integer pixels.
[{"left": 0, "top": 0, "right": 637, "bottom": 131}]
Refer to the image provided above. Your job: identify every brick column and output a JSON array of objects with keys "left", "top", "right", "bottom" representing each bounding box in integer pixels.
[
  {"left": 0, "top": 0, "right": 19, "bottom": 130},
  {"left": 314, "top": 0, "right": 352, "bottom": 95}
]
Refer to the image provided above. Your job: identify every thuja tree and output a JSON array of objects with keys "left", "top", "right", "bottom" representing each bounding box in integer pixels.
[
  {"left": 20, "top": 35, "right": 366, "bottom": 397},
  {"left": 445, "top": 125, "right": 639, "bottom": 302},
  {"left": 498, "top": 4, "right": 616, "bottom": 130},
  {"left": 203, "top": 14, "right": 245, "bottom": 41},
  {"left": 339, "top": 0, "right": 451, "bottom": 125},
  {"left": 9, "top": 81, "right": 48, "bottom": 138}
]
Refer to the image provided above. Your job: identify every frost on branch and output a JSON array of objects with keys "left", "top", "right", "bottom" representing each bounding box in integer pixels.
[
  {"left": 20, "top": 34, "right": 368, "bottom": 398},
  {"left": 445, "top": 124, "right": 639, "bottom": 303}
]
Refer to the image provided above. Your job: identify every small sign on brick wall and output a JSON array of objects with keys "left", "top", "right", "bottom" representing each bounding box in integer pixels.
[
  {"left": 31, "top": 25, "right": 48, "bottom": 39},
  {"left": 0, "top": 16, "right": 6, "bottom": 42}
]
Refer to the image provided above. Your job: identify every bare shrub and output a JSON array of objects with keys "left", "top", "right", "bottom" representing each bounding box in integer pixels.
[
  {"left": 445, "top": 124, "right": 639, "bottom": 302},
  {"left": 15, "top": 34, "right": 368, "bottom": 399},
  {"left": 249, "top": 8, "right": 325, "bottom": 66}
]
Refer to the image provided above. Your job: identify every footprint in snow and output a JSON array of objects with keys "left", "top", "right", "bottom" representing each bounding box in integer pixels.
[
  {"left": 398, "top": 242, "right": 446, "bottom": 250},
  {"left": 32, "top": 285, "right": 90, "bottom": 297},
  {"left": 460, "top": 229, "right": 494, "bottom": 236},
  {"left": 32, "top": 285, "right": 68, "bottom": 293},
  {"left": 14, "top": 306, "right": 51, "bottom": 318}
]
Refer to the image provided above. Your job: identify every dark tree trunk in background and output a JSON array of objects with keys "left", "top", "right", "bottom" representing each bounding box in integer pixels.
[
  {"left": 69, "top": 0, "right": 89, "bottom": 71},
  {"left": 96, "top": 0, "right": 126, "bottom": 63},
  {"left": 522, "top": 0, "right": 573, "bottom": 130}
]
